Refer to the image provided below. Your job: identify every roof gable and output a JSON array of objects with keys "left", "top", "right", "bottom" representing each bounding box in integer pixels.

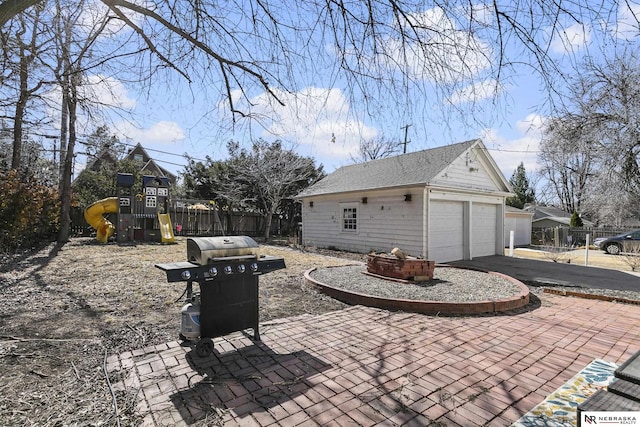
[
  {"left": 297, "top": 139, "right": 510, "bottom": 198},
  {"left": 83, "top": 149, "right": 117, "bottom": 172},
  {"left": 125, "top": 143, "right": 177, "bottom": 182},
  {"left": 524, "top": 205, "right": 571, "bottom": 221}
]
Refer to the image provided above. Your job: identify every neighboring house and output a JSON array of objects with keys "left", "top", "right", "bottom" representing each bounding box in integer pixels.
[
  {"left": 77, "top": 143, "right": 177, "bottom": 184},
  {"left": 123, "top": 143, "right": 177, "bottom": 184},
  {"left": 504, "top": 206, "right": 533, "bottom": 247},
  {"left": 524, "top": 205, "right": 593, "bottom": 228},
  {"left": 80, "top": 148, "right": 118, "bottom": 174},
  {"left": 295, "top": 139, "right": 514, "bottom": 263}
]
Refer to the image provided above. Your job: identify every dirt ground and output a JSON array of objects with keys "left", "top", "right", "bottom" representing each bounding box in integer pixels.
[{"left": 0, "top": 237, "right": 362, "bottom": 426}]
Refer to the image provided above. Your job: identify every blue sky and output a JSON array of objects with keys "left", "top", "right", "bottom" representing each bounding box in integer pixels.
[{"left": 69, "top": 1, "right": 640, "bottom": 186}]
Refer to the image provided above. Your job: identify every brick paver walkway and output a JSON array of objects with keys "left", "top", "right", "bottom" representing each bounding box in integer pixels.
[{"left": 107, "top": 294, "right": 640, "bottom": 426}]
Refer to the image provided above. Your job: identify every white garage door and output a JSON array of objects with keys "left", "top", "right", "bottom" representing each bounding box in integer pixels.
[
  {"left": 430, "top": 200, "right": 464, "bottom": 262},
  {"left": 472, "top": 203, "right": 497, "bottom": 257}
]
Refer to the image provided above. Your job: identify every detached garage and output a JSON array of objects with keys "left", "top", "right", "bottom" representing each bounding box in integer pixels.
[
  {"left": 296, "top": 139, "right": 514, "bottom": 263},
  {"left": 504, "top": 206, "right": 533, "bottom": 247}
]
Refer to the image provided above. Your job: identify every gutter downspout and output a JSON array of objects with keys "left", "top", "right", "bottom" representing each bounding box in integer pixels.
[{"left": 423, "top": 186, "right": 429, "bottom": 259}]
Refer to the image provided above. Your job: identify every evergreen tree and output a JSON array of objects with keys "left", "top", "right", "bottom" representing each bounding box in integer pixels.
[
  {"left": 570, "top": 211, "right": 584, "bottom": 227},
  {"left": 506, "top": 162, "right": 535, "bottom": 209}
]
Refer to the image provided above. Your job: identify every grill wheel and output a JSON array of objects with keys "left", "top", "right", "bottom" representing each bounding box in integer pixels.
[{"left": 196, "top": 337, "right": 214, "bottom": 357}]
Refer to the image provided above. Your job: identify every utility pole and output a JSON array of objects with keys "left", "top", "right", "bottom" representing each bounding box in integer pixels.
[{"left": 400, "top": 124, "right": 411, "bottom": 154}]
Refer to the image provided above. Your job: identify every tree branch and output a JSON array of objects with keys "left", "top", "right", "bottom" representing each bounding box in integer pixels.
[{"left": 101, "top": 0, "right": 285, "bottom": 106}]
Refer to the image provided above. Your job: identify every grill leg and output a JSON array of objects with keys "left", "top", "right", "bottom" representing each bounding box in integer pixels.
[{"left": 254, "top": 279, "right": 260, "bottom": 341}]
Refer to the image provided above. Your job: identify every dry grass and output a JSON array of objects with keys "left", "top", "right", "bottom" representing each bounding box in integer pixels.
[
  {"left": 539, "top": 245, "right": 575, "bottom": 264},
  {"left": 0, "top": 237, "right": 355, "bottom": 427},
  {"left": 621, "top": 246, "right": 640, "bottom": 272}
]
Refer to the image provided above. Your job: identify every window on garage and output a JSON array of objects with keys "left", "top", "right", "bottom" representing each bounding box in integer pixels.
[{"left": 341, "top": 204, "right": 357, "bottom": 232}]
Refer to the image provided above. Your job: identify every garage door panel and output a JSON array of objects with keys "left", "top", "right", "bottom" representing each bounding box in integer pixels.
[
  {"left": 472, "top": 203, "right": 496, "bottom": 257},
  {"left": 431, "top": 201, "right": 464, "bottom": 262}
]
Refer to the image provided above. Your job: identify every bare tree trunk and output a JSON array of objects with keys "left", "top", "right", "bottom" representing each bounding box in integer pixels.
[
  {"left": 11, "top": 49, "right": 27, "bottom": 170},
  {"left": 57, "top": 16, "right": 71, "bottom": 189},
  {"left": 11, "top": 11, "right": 43, "bottom": 171},
  {"left": 263, "top": 212, "right": 273, "bottom": 241},
  {"left": 58, "top": 84, "right": 68, "bottom": 186},
  {"left": 57, "top": 79, "right": 77, "bottom": 244}
]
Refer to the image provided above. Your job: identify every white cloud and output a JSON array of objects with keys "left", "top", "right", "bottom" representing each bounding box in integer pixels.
[
  {"left": 383, "top": 7, "right": 492, "bottom": 83},
  {"left": 480, "top": 113, "right": 545, "bottom": 178},
  {"left": 84, "top": 75, "right": 137, "bottom": 109},
  {"left": 615, "top": 2, "right": 640, "bottom": 40},
  {"left": 448, "top": 79, "right": 503, "bottom": 105},
  {"left": 75, "top": 0, "right": 149, "bottom": 37},
  {"left": 114, "top": 120, "right": 185, "bottom": 144},
  {"left": 221, "top": 86, "right": 378, "bottom": 168},
  {"left": 463, "top": 4, "right": 495, "bottom": 27},
  {"left": 550, "top": 22, "right": 591, "bottom": 54},
  {"left": 40, "top": 75, "right": 136, "bottom": 135}
]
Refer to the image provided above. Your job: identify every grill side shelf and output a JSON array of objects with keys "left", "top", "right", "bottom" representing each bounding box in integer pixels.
[{"left": 257, "top": 257, "right": 287, "bottom": 274}]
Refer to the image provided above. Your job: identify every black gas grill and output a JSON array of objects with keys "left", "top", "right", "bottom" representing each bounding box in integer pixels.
[{"left": 155, "top": 236, "right": 286, "bottom": 357}]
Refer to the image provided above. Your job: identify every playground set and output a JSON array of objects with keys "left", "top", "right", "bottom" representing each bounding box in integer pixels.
[{"left": 83, "top": 173, "right": 175, "bottom": 244}]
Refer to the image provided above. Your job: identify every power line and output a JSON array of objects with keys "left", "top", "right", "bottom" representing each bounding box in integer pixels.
[
  {"left": 484, "top": 147, "right": 541, "bottom": 154},
  {"left": 131, "top": 143, "right": 208, "bottom": 163},
  {"left": 77, "top": 139, "right": 210, "bottom": 165}
]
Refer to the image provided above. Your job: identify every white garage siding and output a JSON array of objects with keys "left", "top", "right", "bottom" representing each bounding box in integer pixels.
[
  {"left": 301, "top": 189, "right": 425, "bottom": 256},
  {"left": 429, "top": 200, "right": 464, "bottom": 262},
  {"left": 504, "top": 212, "right": 532, "bottom": 246},
  {"left": 472, "top": 203, "right": 497, "bottom": 257}
]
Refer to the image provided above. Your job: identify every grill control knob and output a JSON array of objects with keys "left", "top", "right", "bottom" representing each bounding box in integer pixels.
[
  {"left": 181, "top": 270, "right": 191, "bottom": 280},
  {"left": 237, "top": 264, "right": 246, "bottom": 273},
  {"left": 224, "top": 265, "right": 233, "bottom": 275},
  {"left": 250, "top": 263, "right": 258, "bottom": 272},
  {"left": 208, "top": 267, "right": 218, "bottom": 276}
]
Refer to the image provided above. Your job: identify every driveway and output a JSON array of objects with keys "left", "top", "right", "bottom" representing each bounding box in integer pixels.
[{"left": 448, "top": 252, "right": 640, "bottom": 292}]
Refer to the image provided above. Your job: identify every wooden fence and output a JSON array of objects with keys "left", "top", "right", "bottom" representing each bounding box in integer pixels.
[
  {"left": 532, "top": 226, "right": 640, "bottom": 247},
  {"left": 71, "top": 199, "right": 270, "bottom": 239}
]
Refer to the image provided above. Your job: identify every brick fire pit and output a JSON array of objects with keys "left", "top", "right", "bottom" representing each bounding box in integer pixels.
[{"left": 366, "top": 253, "right": 435, "bottom": 281}]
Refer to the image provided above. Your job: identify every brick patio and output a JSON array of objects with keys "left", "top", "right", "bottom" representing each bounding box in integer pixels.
[{"left": 107, "top": 294, "right": 640, "bottom": 426}]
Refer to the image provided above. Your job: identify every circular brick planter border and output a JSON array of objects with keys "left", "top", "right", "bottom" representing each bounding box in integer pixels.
[{"left": 304, "top": 264, "right": 530, "bottom": 315}]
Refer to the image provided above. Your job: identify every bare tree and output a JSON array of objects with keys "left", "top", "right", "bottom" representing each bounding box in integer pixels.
[
  {"left": 350, "top": 134, "right": 402, "bottom": 163},
  {"left": 576, "top": 52, "right": 640, "bottom": 199},
  {"left": 52, "top": 0, "right": 125, "bottom": 242},
  {"left": 538, "top": 115, "right": 598, "bottom": 215},
  {"left": 1, "top": 0, "right": 639, "bottom": 242},
  {"left": 0, "top": 6, "right": 51, "bottom": 172},
  {"left": 230, "top": 140, "right": 322, "bottom": 240},
  {"left": 0, "top": 0, "right": 634, "bottom": 124},
  {"left": 540, "top": 51, "right": 640, "bottom": 224}
]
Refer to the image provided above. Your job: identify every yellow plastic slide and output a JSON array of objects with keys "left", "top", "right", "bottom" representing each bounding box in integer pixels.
[
  {"left": 157, "top": 213, "right": 175, "bottom": 243},
  {"left": 84, "top": 197, "right": 118, "bottom": 243}
]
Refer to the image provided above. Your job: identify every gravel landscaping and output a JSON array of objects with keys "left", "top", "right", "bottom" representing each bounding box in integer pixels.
[{"left": 309, "top": 264, "right": 524, "bottom": 302}]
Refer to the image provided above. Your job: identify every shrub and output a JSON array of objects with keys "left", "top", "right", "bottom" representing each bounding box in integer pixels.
[{"left": 0, "top": 170, "right": 60, "bottom": 251}]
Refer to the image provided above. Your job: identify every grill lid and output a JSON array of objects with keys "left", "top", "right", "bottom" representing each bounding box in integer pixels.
[{"left": 187, "top": 236, "right": 259, "bottom": 265}]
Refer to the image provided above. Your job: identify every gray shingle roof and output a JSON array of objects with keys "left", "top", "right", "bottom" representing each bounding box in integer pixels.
[{"left": 297, "top": 139, "right": 480, "bottom": 198}]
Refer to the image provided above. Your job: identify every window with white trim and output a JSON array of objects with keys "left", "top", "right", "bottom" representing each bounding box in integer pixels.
[{"left": 342, "top": 205, "right": 357, "bottom": 232}]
